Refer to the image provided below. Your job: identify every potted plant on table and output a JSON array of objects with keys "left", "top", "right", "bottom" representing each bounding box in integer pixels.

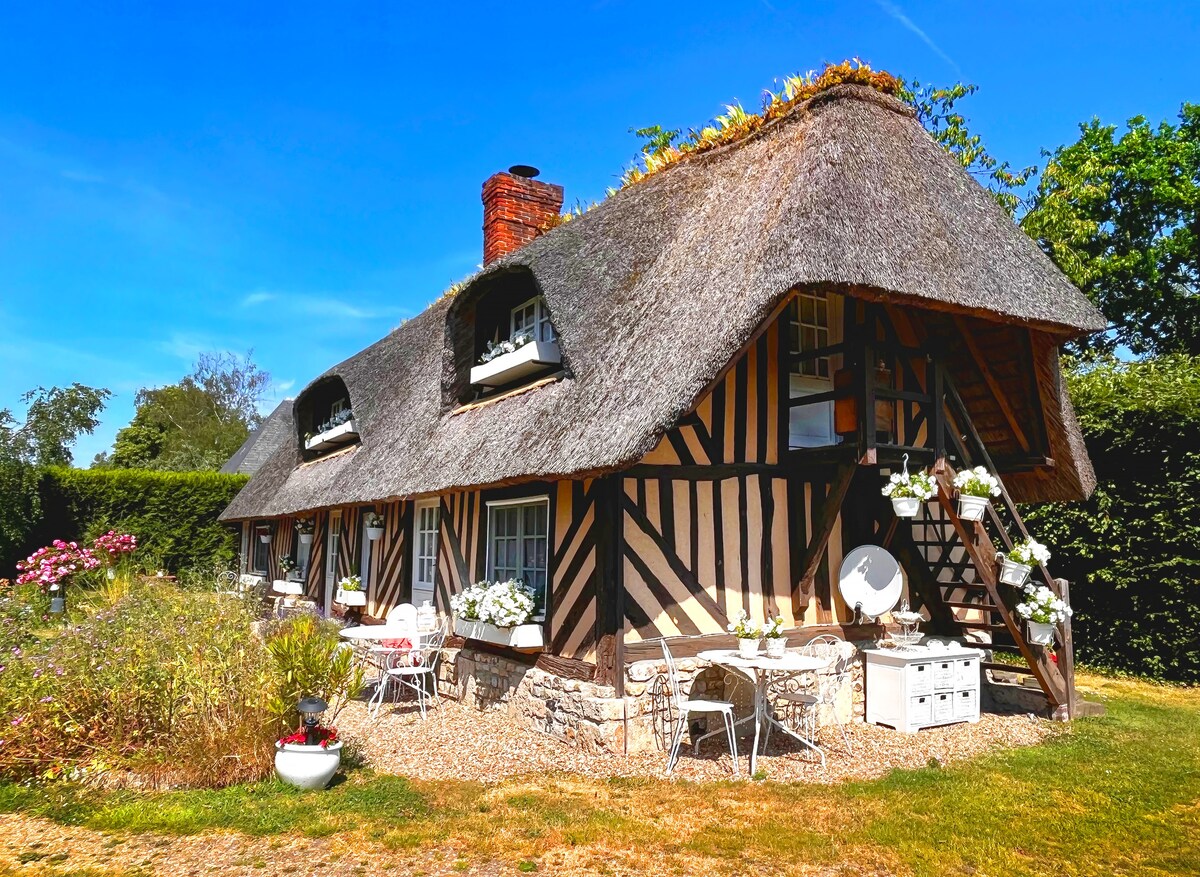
[
  {"left": 881, "top": 469, "right": 936, "bottom": 518},
  {"left": 364, "top": 512, "right": 385, "bottom": 541},
  {"left": 952, "top": 466, "right": 1001, "bottom": 521},
  {"left": 278, "top": 555, "right": 297, "bottom": 578},
  {"left": 335, "top": 574, "right": 366, "bottom": 606},
  {"left": 999, "top": 537, "right": 1051, "bottom": 586},
  {"left": 1015, "top": 584, "right": 1072, "bottom": 646},
  {"left": 295, "top": 517, "right": 315, "bottom": 545},
  {"left": 728, "top": 610, "right": 763, "bottom": 658},
  {"left": 762, "top": 615, "right": 788, "bottom": 658}
]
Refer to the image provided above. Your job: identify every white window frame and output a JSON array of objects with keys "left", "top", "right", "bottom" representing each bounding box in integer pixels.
[
  {"left": 412, "top": 499, "right": 440, "bottom": 600},
  {"left": 485, "top": 496, "right": 550, "bottom": 620},
  {"left": 324, "top": 510, "right": 342, "bottom": 613},
  {"left": 788, "top": 291, "right": 842, "bottom": 449},
  {"left": 330, "top": 397, "right": 348, "bottom": 416},
  {"left": 509, "top": 295, "right": 556, "bottom": 343}
]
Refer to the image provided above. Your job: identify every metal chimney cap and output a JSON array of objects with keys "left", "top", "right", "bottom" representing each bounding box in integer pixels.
[{"left": 508, "top": 164, "right": 540, "bottom": 179}]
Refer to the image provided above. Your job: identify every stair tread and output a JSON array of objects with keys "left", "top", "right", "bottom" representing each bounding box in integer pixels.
[
  {"left": 982, "top": 660, "right": 1036, "bottom": 674},
  {"left": 943, "top": 600, "right": 998, "bottom": 610},
  {"left": 958, "top": 622, "right": 1009, "bottom": 630}
]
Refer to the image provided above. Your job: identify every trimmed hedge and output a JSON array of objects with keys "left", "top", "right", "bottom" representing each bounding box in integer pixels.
[
  {"left": 1024, "top": 356, "right": 1200, "bottom": 683},
  {"left": 6, "top": 468, "right": 248, "bottom": 576}
]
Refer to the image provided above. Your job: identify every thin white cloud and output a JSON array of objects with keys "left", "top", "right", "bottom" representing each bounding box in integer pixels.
[
  {"left": 275, "top": 379, "right": 296, "bottom": 393},
  {"left": 241, "top": 291, "right": 276, "bottom": 307},
  {"left": 240, "top": 289, "right": 412, "bottom": 322},
  {"left": 874, "top": 0, "right": 961, "bottom": 75}
]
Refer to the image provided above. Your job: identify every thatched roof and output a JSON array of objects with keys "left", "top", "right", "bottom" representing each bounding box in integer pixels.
[
  {"left": 221, "top": 84, "right": 1103, "bottom": 521},
  {"left": 219, "top": 400, "right": 293, "bottom": 476}
]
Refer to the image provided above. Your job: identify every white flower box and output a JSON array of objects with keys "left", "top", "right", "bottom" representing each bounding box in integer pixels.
[
  {"left": 336, "top": 588, "right": 367, "bottom": 606},
  {"left": 469, "top": 340, "right": 561, "bottom": 388},
  {"left": 305, "top": 418, "right": 359, "bottom": 452},
  {"left": 453, "top": 617, "right": 544, "bottom": 650}
]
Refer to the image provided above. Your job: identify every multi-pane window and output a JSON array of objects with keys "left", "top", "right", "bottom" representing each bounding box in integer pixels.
[
  {"left": 413, "top": 501, "right": 439, "bottom": 594},
  {"left": 252, "top": 526, "right": 270, "bottom": 574},
  {"left": 486, "top": 498, "right": 549, "bottom": 616},
  {"left": 510, "top": 296, "right": 556, "bottom": 343},
  {"left": 789, "top": 290, "right": 832, "bottom": 378}
]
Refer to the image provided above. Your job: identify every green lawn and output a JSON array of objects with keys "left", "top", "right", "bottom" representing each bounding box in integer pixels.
[{"left": 2, "top": 673, "right": 1197, "bottom": 876}]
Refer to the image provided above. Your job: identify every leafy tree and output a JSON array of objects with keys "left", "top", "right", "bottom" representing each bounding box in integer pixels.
[
  {"left": 102, "top": 352, "right": 271, "bottom": 472},
  {"left": 902, "top": 81, "right": 1038, "bottom": 217},
  {"left": 0, "top": 384, "right": 110, "bottom": 570},
  {"left": 1021, "top": 104, "right": 1200, "bottom": 356}
]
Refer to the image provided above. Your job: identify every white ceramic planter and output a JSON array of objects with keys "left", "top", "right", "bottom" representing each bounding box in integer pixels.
[
  {"left": 469, "top": 340, "right": 561, "bottom": 388},
  {"left": 274, "top": 740, "right": 342, "bottom": 790},
  {"left": 958, "top": 494, "right": 990, "bottom": 522},
  {"left": 891, "top": 496, "right": 921, "bottom": 518},
  {"left": 336, "top": 588, "right": 367, "bottom": 606},
  {"left": 1027, "top": 620, "right": 1056, "bottom": 646},
  {"left": 999, "top": 558, "right": 1032, "bottom": 586},
  {"left": 298, "top": 533, "right": 313, "bottom": 545},
  {"left": 764, "top": 637, "right": 787, "bottom": 658},
  {"left": 737, "top": 638, "right": 761, "bottom": 659},
  {"left": 366, "top": 526, "right": 384, "bottom": 541},
  {"left": 305, "top": 419, "right": 359, "bottom": 452},
  {"left": 259, "top": 534, "right": 272, "bottom": 544},
  {"left": 453, "top": 617, "right": 544, "bottom": 650}
]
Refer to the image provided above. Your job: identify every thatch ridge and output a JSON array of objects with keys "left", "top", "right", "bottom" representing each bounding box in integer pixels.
[{"left": 221, "top": 84, "right": 1103, "bottom": 520}]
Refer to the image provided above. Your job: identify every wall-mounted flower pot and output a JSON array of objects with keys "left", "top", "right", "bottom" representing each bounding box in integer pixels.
[
  {"left": 999, "top": 558, "right": 1032, "bottom": 586},
  {"left": 298, "top": 533, "right": 313, "bottom": 545},
  {"left": 366, "top": 527, "right": 384, "bottom": 541},
  {"left": 891, "top": 497, "right": 921, "bottom": 518},
  {"left": 1026, "top": 620, "right": 1056, "bottom": 646},
  {"left": 957, "top": 495, "right": 990, "bottom": 522},
  {"left": 453, "top": 617, "right": 544, "bottom": 650},
  {"left": 305, "top": 419, "right": 359, "bottom": 452},
  {"left": 274, "top": 741, "right": 342, "bottom": 790},
  {"left": 336, "top": 588, "right": 367, "bottom": 607},
  {"left": 259, "top": 534, "right": 272, "bottom": 544},
  {"left": 469, "top": 340, "right": 561, "bottom": 388}
]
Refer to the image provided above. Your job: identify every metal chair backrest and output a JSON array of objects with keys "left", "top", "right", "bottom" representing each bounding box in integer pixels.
[
  {"left": 387, "top": 602, "right": 418, "bottom": 628},
  {"left": 216, "top": 571, "right": 238, "bottom": 592},
  {"left": 660, "top": 639, "right": 687, "bottom": 707},
  {"left": 802, "top": 634, "right": 851, "bottom": 701},
  {"left": 415, "top": 625, "right": 447, "bottom": 670}
]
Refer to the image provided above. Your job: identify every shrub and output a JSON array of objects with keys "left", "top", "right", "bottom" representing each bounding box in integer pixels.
[
  {"left": 264, "top": 615, "right": 364, "bottom": 733},
  {"left": 11, "top": 467, "right": 248, "bottom": 576},
  {"left": 0, "top": 579, "right": 273, "bottom": 787}
]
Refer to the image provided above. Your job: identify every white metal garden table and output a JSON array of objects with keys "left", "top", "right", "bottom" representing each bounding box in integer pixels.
[
  {"left": 340, "top": 624, "right": 438, "bottom": 714},
  {"left": 696, "top": 649, "right": 830, "bottom": 773}
]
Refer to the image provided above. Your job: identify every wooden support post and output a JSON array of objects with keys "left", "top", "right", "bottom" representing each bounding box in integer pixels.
[
  {"left": 592, "top": 475, "right": 624, "bottom": 693},
  {"left": 1055, "top": 577, "right": 1077, "bottom": 720}
]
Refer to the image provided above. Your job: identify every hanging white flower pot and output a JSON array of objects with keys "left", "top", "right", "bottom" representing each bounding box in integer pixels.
[
  {"left": 366, "top": 527, "right": 384, "bottom": 541},
  {"left": 764, "top": 637, "right": 787, "bottom": 658},
  {"left": 958, "top": 494, "right": 990, "bottom": 522},
  {"left": 1026, "top": 620, "right": 1056, "bottom": 646},
  {"left": 737, "top": 637, "right": 761, "bottom": 659},
  {"left": 891, "top": 497, "right": 921, "bottom": 518},
  {"left": 298, "top": 533, "right": 313, "bottom": 545},
  {"left": 999, "top": 558, "right": 1032, "bottom": 586},
  {"left": 259, "top": 533, "right": 272, "bottom": 544}
]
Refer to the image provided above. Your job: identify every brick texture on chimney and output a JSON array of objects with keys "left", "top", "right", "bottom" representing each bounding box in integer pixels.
[{"left": 482, "top": 172, "right": 564, "bottom": 265}]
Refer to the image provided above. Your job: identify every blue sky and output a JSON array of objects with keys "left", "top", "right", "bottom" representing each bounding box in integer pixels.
[{"left": 1, "top": 1, "right": 1196, "bottom": 464}]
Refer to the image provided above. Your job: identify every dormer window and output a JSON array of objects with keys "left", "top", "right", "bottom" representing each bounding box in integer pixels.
[
  {"left": 296, "top": 377, "right": 360, "bottom": 458},
  {"left": 444, "top": 267, "right": 565, "bottom": 407}
]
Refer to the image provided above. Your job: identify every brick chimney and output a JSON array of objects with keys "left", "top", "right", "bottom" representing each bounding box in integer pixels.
[{"left": 482, "top": 165, "right": 564, "bottom": 265}]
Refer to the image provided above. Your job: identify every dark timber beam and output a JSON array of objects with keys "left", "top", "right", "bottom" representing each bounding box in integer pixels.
[
  {"left": 592, "top": 475, "right": 624, "bottom": 693},
  {"left": 952, "top": 315, "right": 1032, "bottom": 453},
  {"left": 791, "top": 460, "right": 857, "bottom": 615}
]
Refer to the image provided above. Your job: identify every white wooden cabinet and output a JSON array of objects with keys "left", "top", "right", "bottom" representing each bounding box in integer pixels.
[{"left": 864, "top": 645, "right": 983, "bottom": 733}]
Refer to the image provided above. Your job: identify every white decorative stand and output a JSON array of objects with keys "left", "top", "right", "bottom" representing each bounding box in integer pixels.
[{"left": 864, "top": 644, "right": 982, "bottom": 733}]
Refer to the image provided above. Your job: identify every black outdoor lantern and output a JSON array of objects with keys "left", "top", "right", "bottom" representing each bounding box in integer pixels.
[
  {"left": 297, "top": 696, "right": 328, "bottom": 746},
  {"left": 48, "top": 584, "right": 65, "bottom": 616}
]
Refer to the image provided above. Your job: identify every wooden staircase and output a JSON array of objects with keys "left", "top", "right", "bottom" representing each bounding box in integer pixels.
[{"left": 892, "top": 376, "right": 1078, "bottom": 717}]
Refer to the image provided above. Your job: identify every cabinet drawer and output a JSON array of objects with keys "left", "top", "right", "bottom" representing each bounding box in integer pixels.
[
  {"left": 933, "top": 661, "right": 956, "bottom": 690},
  {"left": 933, "top": 692, "right": 954, "bottom": 722},
  {"left": 909, "top": 695, "right": 932, "bottom": 725},
  {"left": 954, "top": 689, "right": 978, "bottom": 719},
  {"left": 908, "top": 663, "right": 933, "bottom": 695},
  {"left": 955, "top": 658, "right": 979, "bottom": 687}
]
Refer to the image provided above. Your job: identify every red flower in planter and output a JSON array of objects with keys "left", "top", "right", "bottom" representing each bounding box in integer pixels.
[{"left": 279, "top": 725, "right": 339, "bottom": 748}]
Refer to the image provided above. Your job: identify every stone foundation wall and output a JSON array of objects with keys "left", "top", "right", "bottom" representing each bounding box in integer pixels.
[{"left": 436, "top": 640, "right": 873, "bottom": 755}]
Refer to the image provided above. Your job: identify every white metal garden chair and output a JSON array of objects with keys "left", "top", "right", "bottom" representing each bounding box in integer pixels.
[
  {"left": 767, "top": 634, "right": 853, "bottom": 754},
  {"left": 660, "top": 640, "right": 739, "bottom": 778},
  {"left": 383, "top": 620, "right": 447, "bottom": 720}
]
